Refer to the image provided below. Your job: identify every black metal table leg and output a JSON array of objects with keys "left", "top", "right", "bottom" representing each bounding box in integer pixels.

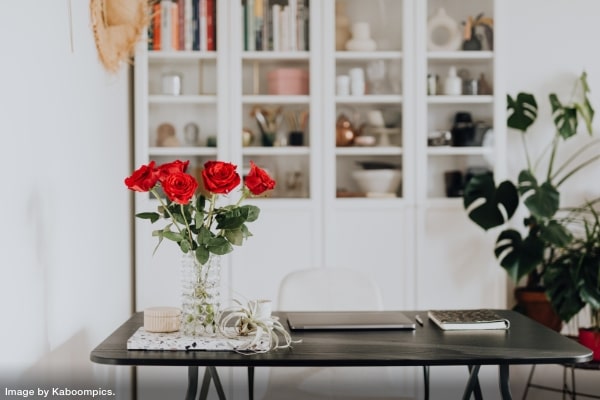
[
  {"left": 248, "top": 366, "right": 255, "bottom": 400},
  {"left": 198, "top": 367, "right": 212, "bottom": 400},
  {"left": 462, "top": 365, "right": 481, "bottom": 400},
  {"left": 499, "top": 364, "right": 513, "bottom": 400},
  {"left": 208, "top": 366, "right": 227, "bottom": 400},
  {"left": 186, "top": 366, "right": 199, "bottom": 400},
  {"left": 423, "top": 366, "right": 430, "bottom": 400}
]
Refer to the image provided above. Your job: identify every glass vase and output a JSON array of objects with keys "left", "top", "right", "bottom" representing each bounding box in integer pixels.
[{"left": 180, "top": 252, "right": 221, "bottom": 337}]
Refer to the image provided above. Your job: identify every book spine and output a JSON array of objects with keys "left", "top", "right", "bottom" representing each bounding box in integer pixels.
[
  {"left": 304, "top": 0, "right": 309, "bottom": 50},
  {"left": 246, "top": 0, "right": 255, "bottom": 51},
  {"left": 184, "top": 0, "right": 193, "bottom": 50},
  {"left": 152, "top": 2, "right": 162, "bottom": 50},
  {"left": 272, "top": 3, "right": 280, "bottom": 51},
  {"left": 199, "top": 0, "right": 208, "bottom": 51},
  {"left": 254, "top": 0, "right": 263, "bottom": 50},
  {"left": 177, "top": 0, "right": 185, "bottom": 50},
  {"left": 206, "top": 0, "right": 215, "bottom": 51},
  {"left": 161, "top": 0, "right": 173, "bottom": 51},
  {"left": 192, "top": 0, "right": 199, "bottom": 50},
  {"left": 288, "top": 0, "right": 296, "bottom": 51},
  {"left": 171, "top": 1, "right": 179, "bottom": 50},
  {"left": 296, "top": 0, "right": 304, "bottom": 51}
]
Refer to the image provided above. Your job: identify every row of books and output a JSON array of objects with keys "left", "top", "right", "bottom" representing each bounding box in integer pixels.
[
  {"left": 242, "top": 0, "right": 310, "bottom": 52},
  {"left": 149, "top": 0, "right": 217, "bottom": 51}
]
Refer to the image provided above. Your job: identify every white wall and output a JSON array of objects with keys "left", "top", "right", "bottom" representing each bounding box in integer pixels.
[
  {"left": 503, "top": 1, "right": 600, "bottom": 399},
  {"left": 0, "top": 0, "right": 132, "bottom": 396}
]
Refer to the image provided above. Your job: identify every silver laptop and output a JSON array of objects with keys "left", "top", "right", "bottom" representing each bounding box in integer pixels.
[{"left": 286, "top": 311, "right": 416, "bottom": 330}]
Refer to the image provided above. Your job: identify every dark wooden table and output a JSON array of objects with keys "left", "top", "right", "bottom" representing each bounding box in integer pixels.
[{"left": 90, "top": 310, "right": 592, "bottom": 400}]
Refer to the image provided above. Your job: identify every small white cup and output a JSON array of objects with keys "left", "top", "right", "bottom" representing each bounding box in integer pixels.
[{"left": 336, "top": 75, "right": 350, "bottom": 95}]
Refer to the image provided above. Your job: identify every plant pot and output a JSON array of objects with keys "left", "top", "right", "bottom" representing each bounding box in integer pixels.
[
  {"left": 514, "top": 288, "right": 562, "bottom": 332},
  {"left": 578, "top": 328, "right": 600, "bottom": 361}
]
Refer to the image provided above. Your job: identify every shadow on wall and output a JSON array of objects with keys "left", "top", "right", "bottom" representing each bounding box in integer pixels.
[{"left": 15, "top": 330, "right": 128, "bottom": 397}]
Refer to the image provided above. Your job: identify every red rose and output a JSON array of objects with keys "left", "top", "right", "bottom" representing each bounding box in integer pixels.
[
  {"left": 157, "top": 160, "right": 190, "bottom": 182},
  {"left": 161, "top": 172, "right": 198, "bottom": 204},
  {"left": 245, "top": 161, "right": 276, "bottom": 195},
  {"left": 201, "top": 161, "right": 241, "bottom": 194},
  {"left": 124, "top": 161, "right": 159, "bottom": 192}
]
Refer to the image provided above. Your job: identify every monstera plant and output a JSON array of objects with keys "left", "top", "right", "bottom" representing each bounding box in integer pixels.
[{"left": 463, "top": 72, "right": 600, "bottom": 328}]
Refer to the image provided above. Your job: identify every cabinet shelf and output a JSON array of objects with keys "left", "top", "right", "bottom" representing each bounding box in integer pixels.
[
  {"left": 149, "top": 95, "right": 218, "bottom": 104},
  {"left": 427, "top": 95, "right": 493, "bottom": 104},
  {"left": 336, "top": 95, "right": 403, "bottom": 104},
  {"left": 148, "top": 51, "right": 217, "bottom": 61},
  {"left": 427, "top": 51, "right": 493, "bottom": 60},
  {"left": 242, "top": 146, "right": 311, "bottom": 156},
  {"left": 242, "top": 51, "right": 310, "bottom": 61},
  {"left": 336, "top": 146, "right": 403, "bottom": 156},
  {"left": 427, "top": 146, "right": 493, "bottom": 156},
  {"left": 148, "top": 147, "right": 218, "bottom": 157},
  {"left": 335, "top": 51, "right": 403, "bottom": 61},
  {"left": 242, "top": 95, "right": 310, "bottom": 104}
]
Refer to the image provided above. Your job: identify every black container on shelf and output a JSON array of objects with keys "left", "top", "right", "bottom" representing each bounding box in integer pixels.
[{"left": 450, "top": 112, "right": 475, "bottom": 147}]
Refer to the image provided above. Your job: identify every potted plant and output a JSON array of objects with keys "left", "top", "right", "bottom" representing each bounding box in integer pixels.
[
  {"left": 545, "top": 205, "right": 600, "bottom": 359},
  {"left": 463, "top": 71, "right": 600, "bottom": 331}
]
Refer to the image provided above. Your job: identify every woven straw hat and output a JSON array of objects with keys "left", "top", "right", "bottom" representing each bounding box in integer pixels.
[{"left": 90, "top": 0, "right": 149, "bottom": 72}]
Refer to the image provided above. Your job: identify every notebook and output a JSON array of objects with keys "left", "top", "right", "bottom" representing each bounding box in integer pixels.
[
  {"left": 427, "top": 309, "right": 511, "bottom": 331},
  {"left": 286, "top": 311, "right": 416, "bottom": 331}
]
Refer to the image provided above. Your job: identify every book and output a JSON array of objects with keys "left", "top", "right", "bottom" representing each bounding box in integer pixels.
[{"left": 427, "top": 309, "right": 510, "bottom": 331}]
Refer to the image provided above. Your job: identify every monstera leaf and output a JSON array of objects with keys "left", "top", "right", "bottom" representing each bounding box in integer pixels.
[
  {"left": 507, "top": 92, "right": 538, "bottom": 132},
  {"left": 463, "top": 173, "right": 519, "bottom": 231},
  {"left": 517, "top": 170, "right": 560, "bottom": 219},
  {"left": 494, "top": 229, "right": 545, "bottom": 282}
]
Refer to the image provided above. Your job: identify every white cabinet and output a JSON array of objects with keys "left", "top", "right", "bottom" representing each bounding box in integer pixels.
[{"left": 133, "top": 0, "right": 506, "bottom": 316}]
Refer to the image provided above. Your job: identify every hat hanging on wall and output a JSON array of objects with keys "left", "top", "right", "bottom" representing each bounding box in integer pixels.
[{"left": 90, "top": 0, "right": 149, "bottom": 72}]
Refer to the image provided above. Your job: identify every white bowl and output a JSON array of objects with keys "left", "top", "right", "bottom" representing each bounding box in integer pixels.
[{"left": 352, "top": 169, "right": 402, "bottom": 194}]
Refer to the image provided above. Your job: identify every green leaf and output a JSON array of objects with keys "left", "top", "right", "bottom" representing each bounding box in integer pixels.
[
  {"left": 539, "top": 220, "right": 573, "bottom": 247},
  {"left": 207, "top": 236, "right": 233, "bottom": 255},
  {"left": 550, "top": 94, "right": 578, "bottom": 140},
  {"left": 518, "top": 170, "right": 559, "bottom": 219},
  {"left": 197, "top": 225, "right": 214, "bottom": 245},
  {"left": 224, "top": 228, "right": 244, "bottom": 246},
  {"left": 163, "top": 230, "right": 184, "bottom": 242},
  {"left": 195, "top": 246, "right": 209, "bottom": 265},
  {"left": 544, "top": 257, "right": 586, "bottom": 322},
  {"left": 494, "top": 229, "right": 544, "bottom": 282},
  {"left": 216, "top": 208, "right": 247, "bottom": 230},
  {"left": 463, "top": 173, "right": 519, "bottom": 231},
  {"left": 242, "top": 205, "right": 261, "bottom": 222},
  {"left": 507, "top": 93, "right": 538, "bottom": 132},
  {"left": 179, "top": 239, "right": 191, "bottom": 253},
  {"left": 136, "top": 212, "right": 160, "bottom": 223}
]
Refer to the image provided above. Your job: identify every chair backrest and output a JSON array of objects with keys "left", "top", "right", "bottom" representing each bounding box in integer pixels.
[{"left": 277, "top": 268, "right": 384, "bottom": 311}]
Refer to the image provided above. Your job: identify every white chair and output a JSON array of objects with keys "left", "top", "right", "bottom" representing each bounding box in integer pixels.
[{"left": 255, "top": 267, "right": 413, "bottom": 400}]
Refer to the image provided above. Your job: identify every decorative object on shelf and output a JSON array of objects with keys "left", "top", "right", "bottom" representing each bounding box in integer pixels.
[
  {"left": 285, "top": 109, "right": 308, "bottom": 147},
  {"left": 218, "top": 299, "right": 301, "bottom": 353},
  {"left": 267, "top": 68, "right": 309, "bottom": 95},
  {"left": 161, "top": 72, "right": 182, "bottom": 95},
  {"left": 444, "top": 170, "right": 464, "bottom": 198},
  {"left": 335, "top": 0, "right": 351, "bottom": 51},
  {"left": 335, "top": 113, "right": 356, "bottom": 146},
  {"left": 463, "top": 72, "right": 600, "bottom": 332},
  {"left": 366, "top": 60, "right": 387, "bottom": 95},
  {"left": 478, "top": 73, "right": 493, "bottom": 95},
  {"left": 125, "top": 159, "right": 276, "bottom": 336},
  {"left": 90, "top": 0, "right": 149, "bottom": 73},
  {"left": 251, "top": 106, "right": 283, "bottom": 147},
  {"left": 242, "top": 128, "right": 255, "bottom": 147},
  {"left": 450, "top": 112, "right": 475, "bottom": 146},
  {"left": 428, "top": 130, "right": 451, "bottom": 147},
  {"left": 156, "top": 123, "right": 179, "bottom": 147},
  {"left": 183, "top": 122, "right": 199, "bottom": 145},
  {"left": 427, "top": 8, "right": 461, "bottom": 51},
  {"left": 427, "top": 73, "right": 438, "bottom": 95},
  {"left": 352, "top": 169, "right": 402, "bottom": 196},
  {"left": 443, "top": 66, "right": 462, "bottom": 96},
  {"left": 349, "top": 67, "right": 366, "bottom": 96},
  {"left": 336, "top": 75, "right": 350, "bottom": 96},
  {"left": 462, "top": 13, "right": 494, "bottom": 51},
  {"left": 206, "top": 135, "right": 217, "bottom": 147},
  {"left": 345, "top": 22, "right": 376, "bottom": 51}
]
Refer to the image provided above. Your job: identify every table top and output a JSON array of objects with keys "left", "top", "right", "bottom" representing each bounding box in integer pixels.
[{"left": 90, "top": 310, "right": 592, "bottom": 368}]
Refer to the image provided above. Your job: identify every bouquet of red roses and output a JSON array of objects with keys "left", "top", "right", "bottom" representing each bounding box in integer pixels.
[{"left": 125, "top": 159, "right": 276, "bottom": 264}]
